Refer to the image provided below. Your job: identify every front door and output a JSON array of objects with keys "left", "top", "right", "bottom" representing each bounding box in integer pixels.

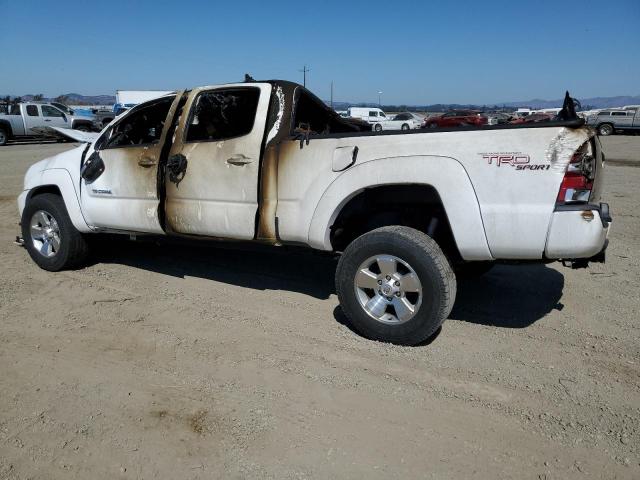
[
  {"left": 80, "top": 94, "right": 182, "bottom": 233},
  {"left": 164, "top": 83, "right": 272, "bottom": 239},
  {"left": 41, "top": 105, "right": 70, "bottom": 129}
]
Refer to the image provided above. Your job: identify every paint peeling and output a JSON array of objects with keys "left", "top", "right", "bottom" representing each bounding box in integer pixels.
[
  {"left": 545, "top": 127, "right": 590, "bottom": 173},
  {"left": 266, "top": 86, "right": 285, "bottom": 144}
]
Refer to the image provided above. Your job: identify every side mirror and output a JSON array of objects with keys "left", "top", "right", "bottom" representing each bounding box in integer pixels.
[{"left": 81, "top": 151, "right": 105, "bottom": 184}]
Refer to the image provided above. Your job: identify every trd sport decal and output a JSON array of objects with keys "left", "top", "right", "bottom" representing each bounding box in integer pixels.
[{"left": 479, "top": 152, "right": 550, "bottom": 171}]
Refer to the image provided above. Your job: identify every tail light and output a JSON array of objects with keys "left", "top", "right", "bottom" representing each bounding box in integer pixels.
[{"left": 556, "top": 141, "right": 595, "bottom": 204}]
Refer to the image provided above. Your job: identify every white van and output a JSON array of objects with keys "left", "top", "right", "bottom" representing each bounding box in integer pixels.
[{"left": 347, "top": 107, "right": 388, "bottom": 130}]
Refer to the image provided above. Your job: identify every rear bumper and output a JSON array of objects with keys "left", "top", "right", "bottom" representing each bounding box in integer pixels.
[{"left": 545, "top": 202, "right": 611, "bottom": 259}]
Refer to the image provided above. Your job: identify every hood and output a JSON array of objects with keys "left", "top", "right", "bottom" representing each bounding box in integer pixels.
[
  {"left": 30, "top": 126, "right": 99, "bottom": 143},
  {"left": 23, "top": 144, "right": 86, "bottom": 190}
]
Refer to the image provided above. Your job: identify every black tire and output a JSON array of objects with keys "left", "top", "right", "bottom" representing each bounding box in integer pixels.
[
  {"left": 0, "top": 127, "right": 7, "bottom": 146},
  {"left": 21, "top": 193, "right": 89, "bottom": 271},
  {"left": 336, "top": 226, "right": 456, "bottom": 345},
  {"left": 598, "top": 123, "right": 614, "bottom": 136},
  {"left": 454, "top": 261, "right": 495, "bottom": 279},
  {"left": 74, "top": 124, "right": 91, "bottom": 132},
  {"left": 374, "top": 123, "right": 383, "bottom": 132},
  {"left": 401, "top": 123, "right": 410, "bottom": 131}
]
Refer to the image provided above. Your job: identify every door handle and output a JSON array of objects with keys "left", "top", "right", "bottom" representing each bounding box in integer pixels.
[
  {"left": 44, "top": 119, "right": 51, "bottom": 122},
  {"left": 226, "top": 154, "right": 252, "bottom": 166},
  {"left": 138, "top": 157, "right": 157, "bottom": 167}
]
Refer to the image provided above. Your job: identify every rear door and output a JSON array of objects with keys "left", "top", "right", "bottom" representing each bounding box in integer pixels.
[
  {"left": 80, "top": 94, "right": 182, "bottom": 233},
  {"left": 164, "top": 83, "right": 272, "bottom": 239},
  {"left": 23, "top": 104, "right": 42, "bottom": 134}
]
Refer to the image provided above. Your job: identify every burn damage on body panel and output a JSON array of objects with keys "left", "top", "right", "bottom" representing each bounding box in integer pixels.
[
  {"left": 157, "top": 92, "right": 189, "bottom": 231},
  {"left": 255, "top": 80, "right": 372, "bottom": 242},
  {"left": 166, "top": 153, "right": 188, "bottom": 186},
  {"left": 545, "top": 127, "right": 591, "bottom": 174}
]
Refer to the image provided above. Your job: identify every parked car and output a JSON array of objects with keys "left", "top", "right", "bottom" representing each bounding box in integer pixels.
[
  {"left": 375, "top": 112, "right": 423, "bottom": 131},
  {"left": 486, "top": 112, "right": 513, "bottom": 125},
  {"left": 586, "top": 109, "right": 640, "bottom": 136},
  {"left": 509, "top": 113, "right": 555, "bottom": 124},
  {"left": 90, "top": 108, "right": 116, "bottom": 129},
  {"left": 17, "top": 81, "right": 610, "bottom": 346},
  {"left": 422, "top": 110, "right": 487, "bottom": 128},
  {"left": 347, "top": 107, "right": 389, "bottom": 130},
  {"left": 0, "top": 102, "right": 97, "bottom": 146}
]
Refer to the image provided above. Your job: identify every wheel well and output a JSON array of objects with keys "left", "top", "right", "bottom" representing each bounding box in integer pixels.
[
  {"left": 0, "top": 120, "right": 13, "bottom": 136},
  {"left": 329, "top": 184, "right": 461, "bottom": 260},
  {"left": 28, "top": 185, "right": 62, "bottom": 200}
]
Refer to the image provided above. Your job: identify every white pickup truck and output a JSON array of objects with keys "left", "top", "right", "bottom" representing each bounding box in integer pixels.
[
  {"left": 0, "top": 102, "right": 96, "bottom": 146},
  {"left": 17, "top": 80, "right": 611, "bottom": 345}
]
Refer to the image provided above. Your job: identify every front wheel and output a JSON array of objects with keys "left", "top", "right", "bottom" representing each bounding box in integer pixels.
[
  {"left": 74, "top": 124, "right": 91, "bottom": 132},
  {"left": 21, "top": 193, "right": 89, "bottom": 271},
  {"left": 401, "top": 123, "right": 410, "bottom": 131},
  {"left": 374, "top": 123, "right": 383, "bottom": 132},
  {"left": 597, "top": 123, "right": 614, "bottom": 136},
  {"left": 336, "top": 226, "right": 456, "bottom": 345}
]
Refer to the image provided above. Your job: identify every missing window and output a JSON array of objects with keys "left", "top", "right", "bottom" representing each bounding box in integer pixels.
[
  {"left": 185, "top": 88, "right": 260, "bottom": 142},
  {"left": 102, "top": 97, "right": 174, "bottom": 149}
]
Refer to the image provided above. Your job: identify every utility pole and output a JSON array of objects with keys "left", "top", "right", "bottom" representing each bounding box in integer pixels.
[{"left": 299, "top": 65, "right": 310, "bottom": 87}]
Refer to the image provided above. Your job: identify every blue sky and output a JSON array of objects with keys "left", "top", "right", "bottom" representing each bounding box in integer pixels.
[{"left": 1, "top": 0, "right": 638, "bottom": 104}]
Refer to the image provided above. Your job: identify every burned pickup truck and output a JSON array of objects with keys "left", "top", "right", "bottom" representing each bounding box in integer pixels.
[{"left": 17, "top": 80, "right": 611, "bottom": 345}]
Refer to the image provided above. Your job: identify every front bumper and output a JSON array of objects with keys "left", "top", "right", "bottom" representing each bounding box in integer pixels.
[{"left": 545, "top": 202, "right": 611, "bottom": 259}]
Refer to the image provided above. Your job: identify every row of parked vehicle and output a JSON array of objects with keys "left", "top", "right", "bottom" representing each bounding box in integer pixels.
[
  {"left": 340, "top": 107, "right": 558, "bottom": 131},
  {"left": 342, "top": 103, "right": 640, "bottom": 136}
]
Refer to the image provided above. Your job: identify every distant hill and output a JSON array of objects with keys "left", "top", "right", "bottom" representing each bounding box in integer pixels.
[
  {"left": 1, "top": 93, "right": 116, "bottom": 105},
  {"left": 502, "top": 95, "right": 640, "bottom": 109},
  {"left": 327, "top": 95, "right": 640, "bottom": 112},
  {"left": 3, "top": 91, "right": 638, "bottom": 111}
]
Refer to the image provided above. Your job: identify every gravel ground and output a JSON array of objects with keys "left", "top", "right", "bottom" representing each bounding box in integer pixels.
[{"left": 0, "top": 136, "right": 638, "bottom": 479}]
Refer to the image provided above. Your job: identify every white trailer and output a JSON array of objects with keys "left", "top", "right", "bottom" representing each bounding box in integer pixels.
[{"left": 115, "top": 90, "right": 174, "bottom": 106}]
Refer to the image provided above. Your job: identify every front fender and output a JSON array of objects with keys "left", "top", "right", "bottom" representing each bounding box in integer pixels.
[
  {"left": 308, "top": 155, "right": 493, "bottom": 260},
  {"left": 22, "top": 168, "right": 91, "bottom": 232}
]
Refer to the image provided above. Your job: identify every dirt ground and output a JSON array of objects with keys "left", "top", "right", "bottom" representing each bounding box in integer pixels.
[{"left": 0, "top": 136, "right": 638, "bottom": 479}]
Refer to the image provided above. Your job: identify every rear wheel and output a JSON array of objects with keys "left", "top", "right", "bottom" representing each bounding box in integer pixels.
[
  {"left": 336, "top": 226, "right": 456, "bottom": 345},
  {"left": 401, "top": 123, "right": 410, "bottom": 131},
  {"left": 374, "top": 123, "right": 382, "bottom": 132},
  {"left": 597, "top": 123, "right": 614, "bottom": 136},
  {"left": 0, "top": 127, "right": 7, "bottom": 146},
  {"left": 21, "top": 193, "right": 89, "bottom": 271}
]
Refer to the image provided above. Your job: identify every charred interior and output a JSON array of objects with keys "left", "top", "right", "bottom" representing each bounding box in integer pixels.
[{"left": 292, "top": 89, "right": 371, "bottom": 135}]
